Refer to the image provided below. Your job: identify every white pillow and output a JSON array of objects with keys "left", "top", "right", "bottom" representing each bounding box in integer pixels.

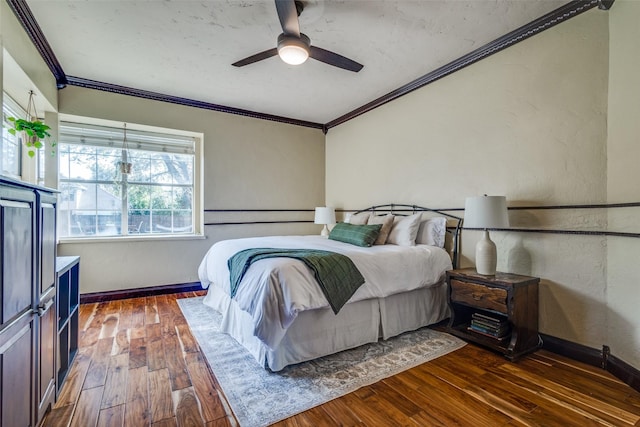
[
  {"left": 345, "top": 212, "right": 370, "bottom": 225},
  {"left": 367, "top": 214, "right": 395, "bottom": 245},
  {"left": 386, "top": 213, "right": 422, "bottom": 246},
  {"left": 415, "top": 217, "right": 447, "bottom": 248}
]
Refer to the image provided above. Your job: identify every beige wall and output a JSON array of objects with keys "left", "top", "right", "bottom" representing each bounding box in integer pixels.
[
  {"left": 1, "top": 1, "right": 57, "bottom": 110},
  {"left": 607, "top": 0, "right": 640, "bottom": 370},
  {"left": 57, "top": 86, "right": 326, "bottom": 293},
  {"left": 1, "top": 1, "right": 59, "bottom": 184},
  {"left": 327, "top": 9, "right": 618, "bottom": 356}
]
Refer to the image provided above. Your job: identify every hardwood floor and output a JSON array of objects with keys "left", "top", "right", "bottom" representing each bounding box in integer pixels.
[{"left": 44, "top": 292, "right": 640, "bottom": 427}]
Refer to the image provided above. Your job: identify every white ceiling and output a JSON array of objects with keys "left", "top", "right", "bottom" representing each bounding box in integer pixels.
[{"left": 26, "top": 0, "right": 569, "bottom": 125}]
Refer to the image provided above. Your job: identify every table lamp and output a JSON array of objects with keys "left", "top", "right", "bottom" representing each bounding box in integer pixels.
[
  {"left": 314, "top": 207, "right": 336, "bottom": 238},
  {"left": 464, "top": 195, "right": 509, "bottom": 275}
]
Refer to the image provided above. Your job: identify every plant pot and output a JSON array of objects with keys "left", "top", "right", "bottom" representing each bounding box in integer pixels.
[{"left": 119, "top": 162, "right": 132, "bottom": 174}]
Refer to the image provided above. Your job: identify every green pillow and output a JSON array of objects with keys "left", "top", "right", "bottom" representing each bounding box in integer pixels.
[{"left": 329, "top": 222, "right": 382, "bottom": 247}]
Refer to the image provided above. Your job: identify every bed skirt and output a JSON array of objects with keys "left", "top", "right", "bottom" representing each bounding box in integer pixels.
[{"left": 202, "top": 281, "right": 450, "bottom": 371}]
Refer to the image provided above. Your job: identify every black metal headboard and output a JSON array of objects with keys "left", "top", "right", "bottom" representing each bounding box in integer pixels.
[{"left": 352, "top": 203, "right": 463, "bottom": 269}]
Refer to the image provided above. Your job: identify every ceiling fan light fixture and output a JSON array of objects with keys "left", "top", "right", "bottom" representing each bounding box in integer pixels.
[{"left": 277, "top": 33, "right": 310, "bottom": 65}]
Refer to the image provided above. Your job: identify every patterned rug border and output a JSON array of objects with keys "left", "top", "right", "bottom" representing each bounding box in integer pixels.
[{"left": 178, "top": 296, "right": 466, "bottom": 427}]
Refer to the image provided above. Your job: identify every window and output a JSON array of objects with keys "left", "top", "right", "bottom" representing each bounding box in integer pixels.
[
  {"left": 58, "top": 121, "right": 196, "bottom": 238},
  {"left": 2, "top": 94, "right": 24, "bottom": 178}
]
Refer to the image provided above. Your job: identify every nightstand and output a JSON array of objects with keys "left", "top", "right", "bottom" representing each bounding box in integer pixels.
[{"left": 446, "top": 268, "right": 541, "bottom": 361}]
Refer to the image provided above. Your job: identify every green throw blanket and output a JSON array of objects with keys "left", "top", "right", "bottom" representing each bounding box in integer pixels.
[{"left": 228, "top": 248, "right": 365, "bottom": 314}]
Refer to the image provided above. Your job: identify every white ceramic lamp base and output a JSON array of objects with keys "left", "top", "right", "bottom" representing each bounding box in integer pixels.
[
  {"left": 320, "top": 225, "right": 330, "bottom": 238},
  {"left": 475, "top": 230, "right": 497, "bottom": 275}
]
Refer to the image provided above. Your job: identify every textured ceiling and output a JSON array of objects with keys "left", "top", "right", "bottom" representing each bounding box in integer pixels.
[{"left": 26, "top": 0, "right": 570, "bottom": 124}]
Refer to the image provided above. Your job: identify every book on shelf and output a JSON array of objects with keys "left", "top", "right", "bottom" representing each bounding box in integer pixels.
[
  {"left": 470, "top": 320, "right": 509, "bottom": 335},
  {"left": 472, "top": 312, "right": 506, "bottom": 325},
  {"left": 467, "top": 326, "right": 510, "bottom": 341}
]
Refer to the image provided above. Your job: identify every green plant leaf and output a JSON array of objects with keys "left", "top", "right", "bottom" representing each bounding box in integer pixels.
[{"left": 27, "top": 150, "right": 35, "bottom": 158}]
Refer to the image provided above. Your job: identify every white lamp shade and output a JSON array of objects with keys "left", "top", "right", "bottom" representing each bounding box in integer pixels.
[
  {"left": 314, "top": 207, "right": 336, "bottom": 225},
  {"left": 464, "top": 195, "right": 508, "bottom": 275},
  {"left": 464, "top": 196, "right": 509, "bottom": 229}
]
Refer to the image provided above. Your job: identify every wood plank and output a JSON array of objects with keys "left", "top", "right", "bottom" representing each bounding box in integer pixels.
[
  {"left": 130, "top": 326, "right": 146, "bottom": 340},
  {"left": 152, "top": 418, "right": 178, "bottom": 427},
  {"left": 173, "top": 387, "right": 204, "bottom": 427},
  {"left": 145, "top": 296, "right": 160, "bottom": 325},
  {"left": 131, "top": 297, "right": 147, "bottom": 328},
  {"left": 148, "top": 368, "right": 174, "bottom": 423},
  {"left": 413, "top": 362, "right": 520, "bottom": 426},
  {"left": 112, "top": 329, "right": 130, "bottom": 355},
  {"left": 129, "top": 336, "right": 147, "bottom": 369},
  {"left": 102, "top": 300, "right": 122, "bottom": 337},
  {"left": 80, "top": 303, "right": 98, "bottom": 331},
  {"left": 175, "top": 324, "right": 199, "bottom": 354},
  {"left": 204, "top": 418, "right": 233, "bottom": 427},
  {"left": 383, "top": 372, "right": 474, "bottom": 426},
  {"left": 125, "top": 366, "right": 150, "bottom": 427},
  {"left": 162, "top": 330, "right": 192, "bottom": 391},
  {"left": 155, "top": 294, "right": 174, "bottom": 318},
  {"left": 80, "top": 327, "right": 101, "bottom": 348},
  {"left": 55, "top": 346, "right": 94, "bottom": 408},
  {"left": 42, "top": 404, "right": 75, "bottom": 427},
  {"left": 498, "top": 363, "right": 640, "bottom": 425},
  {"left": 70, "top": 386, "right": 104, "bottom": 427},
  {"left": 184, "top": 353, "right": 226, "bottom": 422},
  {"left": 146, "top": 323, "right": 166, "bottom": 371},
  {"left": 101, "top": 353, "right": 129, "bottom": 409},
  {"left": 97, "top": 405, "right": 124, "bottom": 427},
  {"left": 83, "top": 337, "right": 115, "bottom": 389},
  {"left": 118, "top": 298, "right": 134, "bottom": 330},
  {"left": 314, "top": 398, "right": 362, "bottom": 426}
]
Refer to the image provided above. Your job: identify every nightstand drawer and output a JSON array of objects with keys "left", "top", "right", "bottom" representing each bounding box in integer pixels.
[{"left": 450, "top": 279, "right": 508, "bottom": 314}]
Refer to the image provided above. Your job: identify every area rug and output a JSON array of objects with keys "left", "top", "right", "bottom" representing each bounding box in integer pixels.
[{"left": 177, "top": 296, "right": 466, "bottom": 427}]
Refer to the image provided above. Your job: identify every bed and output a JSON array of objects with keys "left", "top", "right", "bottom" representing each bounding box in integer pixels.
[{"left": 198, "top": 204, "right": 462, "bottom": 371}]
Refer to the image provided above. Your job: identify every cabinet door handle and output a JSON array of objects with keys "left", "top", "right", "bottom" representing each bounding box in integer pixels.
[{"left": 35, "top": 299, "right": 54, "bottom": 316}]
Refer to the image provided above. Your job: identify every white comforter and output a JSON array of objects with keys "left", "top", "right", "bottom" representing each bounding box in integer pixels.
[{"left": 198, "top": 235, "right": 452, "bottom": 349}]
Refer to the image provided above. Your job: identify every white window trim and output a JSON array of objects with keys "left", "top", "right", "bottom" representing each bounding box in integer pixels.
[{"left": 56, "top": 115, "right": 204, "bottom": 241}]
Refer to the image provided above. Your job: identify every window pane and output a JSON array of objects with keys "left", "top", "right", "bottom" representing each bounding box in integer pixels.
[
  {"left": 96, "top": 148, "right": 120, "bottom": 181},
  {"left": 58, "top": 122, "right": 196, "bottom": 238},
  {"left": 128, "top": 151, "right": 152, "bottom": 183},
  {"left": 3, "top": 94, "right": 23, "bottom": 178}
]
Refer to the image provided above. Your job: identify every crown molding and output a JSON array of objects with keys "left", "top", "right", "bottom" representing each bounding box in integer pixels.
[
  {"left": 6, "top": 0, "right": 68, "bottom": 89},
  {"left": 324, "top": 0, "right": 603, "bottom": 131},
  {"left": 7, "top": 0, "right": 608, "bottom": 132},
  {"left": 64, "top": 76, "right": 324, "bottom": 130}
]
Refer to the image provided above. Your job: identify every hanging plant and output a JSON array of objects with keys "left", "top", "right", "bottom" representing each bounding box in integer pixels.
[{"left": 5, "top": 91, "right": 56, "bottom": 158}]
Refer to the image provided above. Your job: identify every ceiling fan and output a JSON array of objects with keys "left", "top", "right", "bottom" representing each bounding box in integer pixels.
[{"left": 232, "top": 0, "right": 363, "bottom": 72}]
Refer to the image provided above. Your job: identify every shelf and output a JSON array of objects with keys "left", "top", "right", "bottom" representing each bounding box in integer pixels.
[
  {"left": 450, "top": 323, "right": 511, "bottom": 352},
  {"left": 56, "top": 256, "right": 80, "bottom": 396}
]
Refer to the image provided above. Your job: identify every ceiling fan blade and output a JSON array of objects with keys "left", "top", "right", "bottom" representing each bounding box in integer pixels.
[
  {"left": 309, "top": 46, "right": 363, "bottom": 72},
  {"left": 232, "top": 48, "right": 279, "bottom": 67},
  {"left": 275, "top": 0, "right": 300, "bottom": 37}
]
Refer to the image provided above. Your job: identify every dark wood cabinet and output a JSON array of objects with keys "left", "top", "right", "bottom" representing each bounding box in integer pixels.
[
  {"left": 36, "top": 191, "right": 57, "bottom": 425},
  {"left": 0, "top": 177, "right": 57, "bottom": 427},
  {"left": 447, "top": 268, "right": 541, "bottom": 361}
]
